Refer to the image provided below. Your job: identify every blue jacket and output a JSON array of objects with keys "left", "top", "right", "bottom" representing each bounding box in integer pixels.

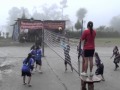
[
  {"left": 30, "top": 49, "right": 36, "bottom": 60},
  {"left": 35, "top": 49, "right": 42, "bottom": 61},
  {"left": 22, "top": 58, "right": 34, "bottom": 72}
]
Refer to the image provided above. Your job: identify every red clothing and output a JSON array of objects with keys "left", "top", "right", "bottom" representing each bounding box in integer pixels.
[{"left": 81, "top": 29, "right": 96, "bottom": 50}]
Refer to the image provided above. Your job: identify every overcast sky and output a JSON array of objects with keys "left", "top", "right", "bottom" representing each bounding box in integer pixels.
[{"left": 0, "top": 0, "right": 120, "bottom": 28}]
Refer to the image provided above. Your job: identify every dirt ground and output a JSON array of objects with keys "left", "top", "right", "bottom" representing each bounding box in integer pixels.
[{"left": 0, "top": 39, "right": 120, "bottom": 90}]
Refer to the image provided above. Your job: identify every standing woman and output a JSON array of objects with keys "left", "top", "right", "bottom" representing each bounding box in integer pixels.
[
  {"left": 35, "top": 46, "right": 42, "bottom": 73},
  {"left": 80, "top": 21, "right": 96, "bottom": 76}
]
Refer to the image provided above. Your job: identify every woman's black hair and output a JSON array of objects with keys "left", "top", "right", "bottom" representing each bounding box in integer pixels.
[
  {"left": 25, "top": 53, "right": 32, "bottom": 64},
  {"left": 87, "top": 21, "right": 93, "bottom": 35},
  {"left": 115, "top": 46, "right": 118, "bottom": 51},
  {"left": 95, "top": 52, "right": 101, "bottom": 61},
  {"left": 36, "top": 45, "right": 40, "bottom": 50},
  {"left": 30, "top": 45, "right": 35, "bottom": 50}
]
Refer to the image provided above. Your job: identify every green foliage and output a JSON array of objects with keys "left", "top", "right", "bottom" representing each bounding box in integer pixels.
[
  {"left": 74, "top": 20, "right": 82, "bottom": 30},
  {"left": 96, "top": 30, "right": 120, "bottom": 38},
  {"left": 65, "top": 30, "right": 81, "bottom": 38},
  {"left": 6, "top": 32, "right": 9, "bottom": 38},
  {"left": 21, "top": 8, "right": 27, "bottom": 19},
  {"left": 96, "top": 25, "right": 120, "bottom": 38},
  {"left": 110, "top": 15, "right": 120, "bottom": 31},
  {"left": 65, "top": 29, "right": 120, "bottom": 39}
]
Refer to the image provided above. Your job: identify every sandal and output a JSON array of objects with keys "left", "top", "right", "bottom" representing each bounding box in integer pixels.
[
  {"left": 28, "top": 84, "right": 32, "bottom": 87},
  {"left": 23, "top": 83, "right": 27, "bottom": 85}
]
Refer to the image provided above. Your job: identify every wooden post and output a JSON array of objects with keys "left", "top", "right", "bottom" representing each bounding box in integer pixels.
[
  {"left": 81, "top": 80, "right": 87, "bottom": 90},
  {"left": 80, "top": 50, "right": 94, "bottom": 90},
  {"left": 81, "top": 81, "right": 94, "bottom": 90},
  {"left": 81, "top": 54, "right": 87, "bottom": 90},
  {"left": 88, "top": 83, "right": 94, "bottom": 90}
]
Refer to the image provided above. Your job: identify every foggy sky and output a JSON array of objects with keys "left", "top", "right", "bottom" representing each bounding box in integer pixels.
[{"left": 0, "top": 0, "right": 120, "bottom": 28}]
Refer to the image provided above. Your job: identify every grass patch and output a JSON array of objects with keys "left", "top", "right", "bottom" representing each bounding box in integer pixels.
[{"left": 69, "top": 38, "right": 120, "bottom": 47}]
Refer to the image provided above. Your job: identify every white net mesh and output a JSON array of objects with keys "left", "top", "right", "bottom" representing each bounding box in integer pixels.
[{"left": 44, "top": 29, "right": 82, "bottom": 74}]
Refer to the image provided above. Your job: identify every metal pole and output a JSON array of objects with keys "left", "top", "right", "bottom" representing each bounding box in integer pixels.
[
  {"left": 78, "top": 19, "right": 84, "bottom": 76},
  {"left": 61, "top": 7, "right": 63, "bottom": 20},
  {"left": 42, "top": 28, "right": 44, "bottom": 57}
]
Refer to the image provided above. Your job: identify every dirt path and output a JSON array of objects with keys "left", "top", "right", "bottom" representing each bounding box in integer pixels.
[{"left": 0, "top": 46, "right": 120, "bottom": 90}]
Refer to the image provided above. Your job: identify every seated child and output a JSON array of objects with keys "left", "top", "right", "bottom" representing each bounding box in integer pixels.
[{"left": 94, "top": 52, "right": 105, "bottom": 81}]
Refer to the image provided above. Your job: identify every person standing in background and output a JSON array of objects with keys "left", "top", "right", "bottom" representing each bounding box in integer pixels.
[
  {"left": 35, "top": 46, "right": 42, "bottom": 73},
  {"left": 111, "top": 46, "right": 120, "bottom": 70}
]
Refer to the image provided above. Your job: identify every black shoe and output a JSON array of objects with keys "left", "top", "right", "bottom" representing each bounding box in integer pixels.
[
  {"left": 23, "top": 83, "right": 27, "bottom": 85},
  {"left": 114, "top": 68, "right": 117, "bottom": 71},
  {"left": 71, "top": 67, "right": 73, "bottom": 72},
  {"left": 65, "top": 68, "right": 67, "bottom": 72},
  {"left": 117, "top": 65, "right": 119, "bottom": 68},
  {"left": 28, "top": 84, "right": 32, "bottom": 87}
]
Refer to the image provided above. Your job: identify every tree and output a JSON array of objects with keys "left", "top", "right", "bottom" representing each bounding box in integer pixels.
[
  {"left": 60, "top": 0, "right": 68, "bottom": 19},
  {"left": 60, "top": 0, "right": 67, "bottom": 7},
  {"left": 75, "top": 20, "right": 82, "bottom": 30},
  {"left": 0, "top": 32, "right": 1, "bottom": 37},
  {"left": 21, "top": 7, "right": 29, "bottom": 19},
  {"left": 41, "top": 4, "right": 62, "bottom": 20},
  {"left": 76, "top": 8, "right": 87, "bottom": 20},
  {"left": 33, "top": 4, "right": 69, "bottom": 20},
  {"left": 110, "top": 15, "right": 120, "bottom": 31},
  {"left": 96, "top": 26, "right": 106, "bottom": 31},
  {"left": 6, "top": 32, "right": 9, "bottom": 38},
  {"left": 6, "top": 7, "right": 31, "bottom": 36}
]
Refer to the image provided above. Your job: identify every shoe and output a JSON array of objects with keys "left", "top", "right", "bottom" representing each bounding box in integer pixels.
[
  {"left": 117, "top": 65, "right": 119, "bottom": 68},
  {"left": 89, "top": 72, "right": 93, "bottom": 77},
  {"left": 38, "top": 70, "right": 42, "bottom": 73},
  {"left": 28, "top": 84, "right": 32, "bottom": 87},
  {"left": 33, "top": 69, "right": 37, "bottom": 72},
  {"left": 102, "top": 78, "right": 105, "bottom": 81},
  {"left": 65, "top": 68, "right": 67, "bottom": 72},
  {"left": 81, "top": 72, "right": 88, "bottom": 77},
  {"left": 71, "top": 67, "right": 73, "bottom": 72},
  {"left": 23, "top": 83, "right": 26, "bottom": 85},
  {"left": 114, "top": 68, "right": 117, "bottom": 71}
]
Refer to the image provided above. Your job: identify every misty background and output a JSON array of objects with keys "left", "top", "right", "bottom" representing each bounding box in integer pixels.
[{"left": 0, "top": 0, "right": 120, "bottom": 38}]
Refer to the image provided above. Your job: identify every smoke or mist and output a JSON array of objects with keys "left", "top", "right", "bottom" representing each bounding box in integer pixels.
[
  {"left": 110, "top": 15, "right": 120, "bottom": 32},
  {"left": 60, "top": 0, "right": 67, "bottom": 7},
  {"left": 76, "top": 8, "right": 87, "bottom": 20}
]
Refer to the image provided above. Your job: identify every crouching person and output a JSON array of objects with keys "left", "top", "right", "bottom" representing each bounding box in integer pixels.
[
  {"left": 94, "top": 52, "right": 105, "bottom": 81},
  {"left": 21, "top": 53, "right": 33, "bottom": 87}
]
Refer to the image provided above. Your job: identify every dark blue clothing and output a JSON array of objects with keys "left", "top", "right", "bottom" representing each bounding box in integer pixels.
[
  {"left": 95, "top": 62, "right": 104, "bottom": 75},
  {"left": 22, "top": 64, "right": 30, "bottom": 72},
  {"left": 95, "top": 58, "right": 101, "bottom": 67},
  {"left": 22, "top": 58, "right": 34, "bottom": 72},
  {"left": 35, "top": 49, "right": 42, "bottom": 61},
  {"left": 95, "top": 57, "right": 104, "bottom": 75},
  {"left": 30, "top": 49, "right": 36, "bottom": 60}
]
